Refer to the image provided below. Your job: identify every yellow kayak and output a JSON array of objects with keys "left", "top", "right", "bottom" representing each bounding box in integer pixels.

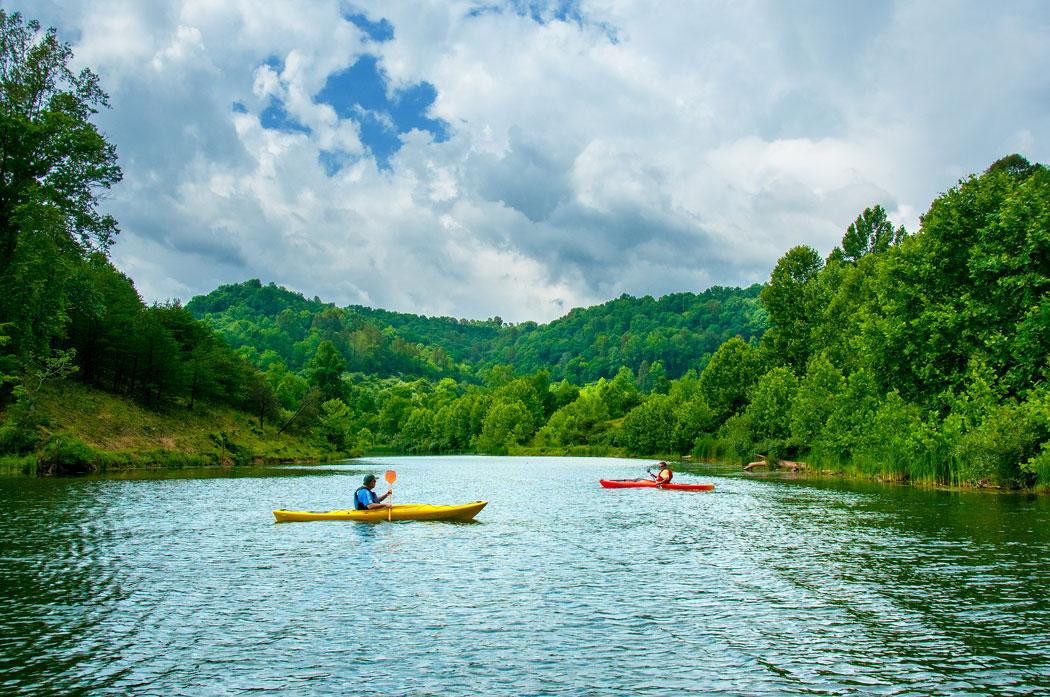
[{"left": 273, "top": 501, "right": 487, "bottom": 523}]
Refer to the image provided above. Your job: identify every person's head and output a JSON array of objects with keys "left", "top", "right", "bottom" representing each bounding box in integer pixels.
[
  {"left": 659, "top": 461, "right": 669, "bottom": 469},
  {"left": 363, "top": 474, "right": 377, "bottom": 489}
]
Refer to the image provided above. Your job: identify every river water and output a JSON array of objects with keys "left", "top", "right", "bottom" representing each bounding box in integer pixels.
[{"left": 1, "top": 456, "right": 1048, "bottom": 695}]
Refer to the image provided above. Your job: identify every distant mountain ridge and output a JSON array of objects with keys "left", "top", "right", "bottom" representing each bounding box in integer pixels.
[{"left": 186, "top": 279, "right": 767, "bottom": 383}]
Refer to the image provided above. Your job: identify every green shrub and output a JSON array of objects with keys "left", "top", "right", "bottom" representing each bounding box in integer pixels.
[
  {"left": 36, "top": 435, "right": 98, "bottom": 475},
  {"left": 716, "top": 413, "right": 755, "bottom": 464},
  {"left": 954, "top": 403, "right": 1043, "bottom": 486},
  {"left": 1024, "top": 446, "right": 1050, "bottom": 488}
]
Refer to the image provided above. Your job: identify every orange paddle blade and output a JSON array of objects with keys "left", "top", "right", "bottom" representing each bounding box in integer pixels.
[{"left": 384, "top": 469, "right": 397, "bottom": 484}]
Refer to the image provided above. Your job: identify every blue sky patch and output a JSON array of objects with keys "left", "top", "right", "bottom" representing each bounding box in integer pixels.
[
  {"left": 515, "top": 0, "right": 585, "bottom": 24},
  {"left": 467, "top": 1, "right": 617, "bottom": 42},
  {"left": 260, "top": 97, "right": 311, "bottom": 134},
  {"left": 344, "top": 12, "right": 394, "bottom": 42},
  {"left": 315, "top": 54, "right": 450, "bottom": 171},
  {"left": 468, "top": 1, "right": 581, "bottom": 24}
]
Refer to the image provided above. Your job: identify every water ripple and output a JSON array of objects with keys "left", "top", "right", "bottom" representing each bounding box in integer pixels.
[{"left": 1, "top": 458, "right": 1048, "bottom": 695}]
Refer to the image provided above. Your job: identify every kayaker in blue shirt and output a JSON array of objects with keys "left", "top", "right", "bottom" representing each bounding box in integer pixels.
[{"left": 354, "top": 474, "right": 392, "bottom": 510}]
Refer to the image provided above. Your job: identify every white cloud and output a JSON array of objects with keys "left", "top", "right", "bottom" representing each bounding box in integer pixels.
[{"left": 28, "top": 0, "right": 1050, "bottom": 321}]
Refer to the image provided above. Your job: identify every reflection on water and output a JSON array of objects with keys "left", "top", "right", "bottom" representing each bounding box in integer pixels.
[{"left": 1, "top": 456, "right": 1048, "bottom": 695}]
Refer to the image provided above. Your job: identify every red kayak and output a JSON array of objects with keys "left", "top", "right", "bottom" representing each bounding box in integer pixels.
[{"left": 599, "top": 479, "right": 714, "bottom": 491}]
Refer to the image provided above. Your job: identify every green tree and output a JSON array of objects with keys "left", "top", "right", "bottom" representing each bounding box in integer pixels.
[
  {"left": 316, "top": 398, "right": 354, "bottom": 450},
  {"left": 834, "top": 205, "right": 906, "bottom": 263},
  {"left": 275, "top": 372, "right": 309, "bottom": 411},
  {"left": 821, "top": 369, "right": 881, "bottom": 461},
  {"left": 476, "top": 400, "right": 532, "bottom": 453},
  {"left": 641, "top": 360, "right": 669, "bottom": 394},
  {"left": 0, "top": 11, "right": 121, "bottom": 270},
  {"left": 673, "top": 396, "right": 716, "bottom": 453},
  {"left": 536, "top": 387, "right": 611, "bottom": 447},
  {"left": 621, "top": 394, "right": 678, "bottom": 455},
  {"left": 399, "top": 407, "right": 436, "bottom": 452},
  {"left": 868, "top": 157, "right": 1047, "bottom": 404},
  {"left": 0, "top": 12, "right": 121, "bottom": 369},
  {"left": 789, "top": 354, "right": 844, "bottom": 448},
  {"left": 745, "top": 366, "right": 798, "bottom": 444},
  {"left": 377, "top": 394, "right": 412, "bottom": 438},
  {"left": 759, "top": 245, "right": 823, "bottom": 371},
  {"left": 600, "top": 366, "right": 642, "bottom": 417},
  {"left": 550, "top": 379, "right": 580, "bottom": 410},
  {"left": 700, "top": 337, "right": 764, "bottom": 422},
  {"left": 306, "top": 340, "right": 346, "bottom": 402}
]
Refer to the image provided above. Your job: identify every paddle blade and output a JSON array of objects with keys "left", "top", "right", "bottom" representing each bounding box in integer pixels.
[{"left": 384, "top": 469, "right": 397, "bottom": 484}]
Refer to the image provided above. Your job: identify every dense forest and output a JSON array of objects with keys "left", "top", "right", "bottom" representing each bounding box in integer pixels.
[
  {"left": 2, "top": 11, "right": 1048, "bottom": 489},
  {"left": 186, "top": 280, "right": 766, "bottom": 383}
]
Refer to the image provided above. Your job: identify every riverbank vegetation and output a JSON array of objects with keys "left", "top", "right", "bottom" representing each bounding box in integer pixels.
[{"left": 2, "top": 11, "right": 1048, "bottom": 490}]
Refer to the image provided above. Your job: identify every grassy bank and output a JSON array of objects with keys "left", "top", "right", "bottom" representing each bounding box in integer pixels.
[
  {"left": 684, "top": 442, "right": 1050, "bottom": 494},
  {"left": 2, "top": 382, "right": 352, "bottom": 475}
]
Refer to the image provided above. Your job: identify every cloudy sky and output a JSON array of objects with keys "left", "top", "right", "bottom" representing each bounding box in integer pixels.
[{"left": 24, "top": 0, "right": 1050, "bottom": 321}]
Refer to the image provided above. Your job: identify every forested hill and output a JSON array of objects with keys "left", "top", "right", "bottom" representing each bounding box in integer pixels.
[
  {"left": 485, "top": 286, "right": 767, "bottom": 383},
  {"left": 186, "top": 280, "right": 767, "bottom": 382}
]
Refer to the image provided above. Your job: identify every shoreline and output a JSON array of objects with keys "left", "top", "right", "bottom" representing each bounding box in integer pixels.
[
  {"left": 5, "top": 428, "right": 1046, "bottom": 495},
  {"left": 674, "top": 457, "right": 1050, "bottom": 496}
]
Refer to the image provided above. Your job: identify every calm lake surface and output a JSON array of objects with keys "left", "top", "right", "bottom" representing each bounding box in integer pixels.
[{"left": 1, "top": 456, "right": 1048, "bottom": 695}]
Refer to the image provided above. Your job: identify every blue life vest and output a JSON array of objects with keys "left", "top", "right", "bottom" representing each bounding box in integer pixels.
[{"left": 354, "top": 486, "right": 377, "bottom": 511}]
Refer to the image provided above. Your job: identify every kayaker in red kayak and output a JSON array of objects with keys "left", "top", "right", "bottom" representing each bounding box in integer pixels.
[{"left": 650, "top": 461, "right": 673, "bottom": 486}]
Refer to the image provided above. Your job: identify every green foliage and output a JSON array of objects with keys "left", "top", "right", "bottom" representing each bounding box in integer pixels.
[
  {"left": 820, "top": 369, "right": 881, "bottom": 462},
  {"left": 599, "top": 367, "right": 642, "bottom": 418},
  {"left": 0, "top": 348, "right": 77, "bottom": 452},
  {"left": 492, "top": 372, "right": 547, "bottom": 427},
  {"left": 760, "top": 245, "right": 823, "bottom": 370},
  {"left": 36, "top": 434, "right": 97, "bottom": 475},
  {"left": 746, "top": 367, "right": 798, "bottom": 443},
  {"left": 0, "top": 11, "right": 121, "bottom": 369},
  {"left": 476, "top": 400, "right": 533, "bottom": 453},
  {"left": 0, "top": 11, "right": 121, "bottom": 270},
  {"left": 550, "top": 379, "right": 580, "bottom": 410},
  {"left": 306, "top": 340, "right": 346, "bottom": 402},
  {"left": 316, "top": 399, "right": 355, "bottom": 450},
  {"left": 639, "top": 360, "right": 669, "bottom": 394},
  {"left": 789, "top": 354, "right": 844, "bottom": 446},
  {"left": 716, "top": 413, "right": 755, "bottom": 464},
  {"left": 834, "top": 205, "right": 906, "bottom": 263},
  {"left": 954, "top": 402, "right": 1045, "bottom": 487},
  {"left": 849, "top": 392, "right": 930, "bottom": 481},
  {"left": 621, "top": 394, "right": 678, "bottom": 455},
  {"left": 275, "top": 372, "right": 309, "bottom": 411},
  {"left": 536, "top": 386, "right": 612, "bottom": 448},
  {"left": 867, "top": 157, "right": 1049, "bottom": 403},
  {"left": 187, "top": 280, "right": 766, "bottom": 385},
  {"left": 700, "top": 337, "right": 764, "bottom": 421},
  {"left": 673, "top": 396, "right": 716, "bottom": 453},
  {"left": 398, "top": 407, "right": 436, "bottom": 452},
  {"left": 0, "top": 13, "right": 282, "bottom": 460}
]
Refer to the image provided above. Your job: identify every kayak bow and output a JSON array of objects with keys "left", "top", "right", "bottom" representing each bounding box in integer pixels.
[
  {"left": 273, "top": 501, "right": 487, "bottom": 523},
  {"left": 599, "top": 479, "right": 714, "bottom": 491}
]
